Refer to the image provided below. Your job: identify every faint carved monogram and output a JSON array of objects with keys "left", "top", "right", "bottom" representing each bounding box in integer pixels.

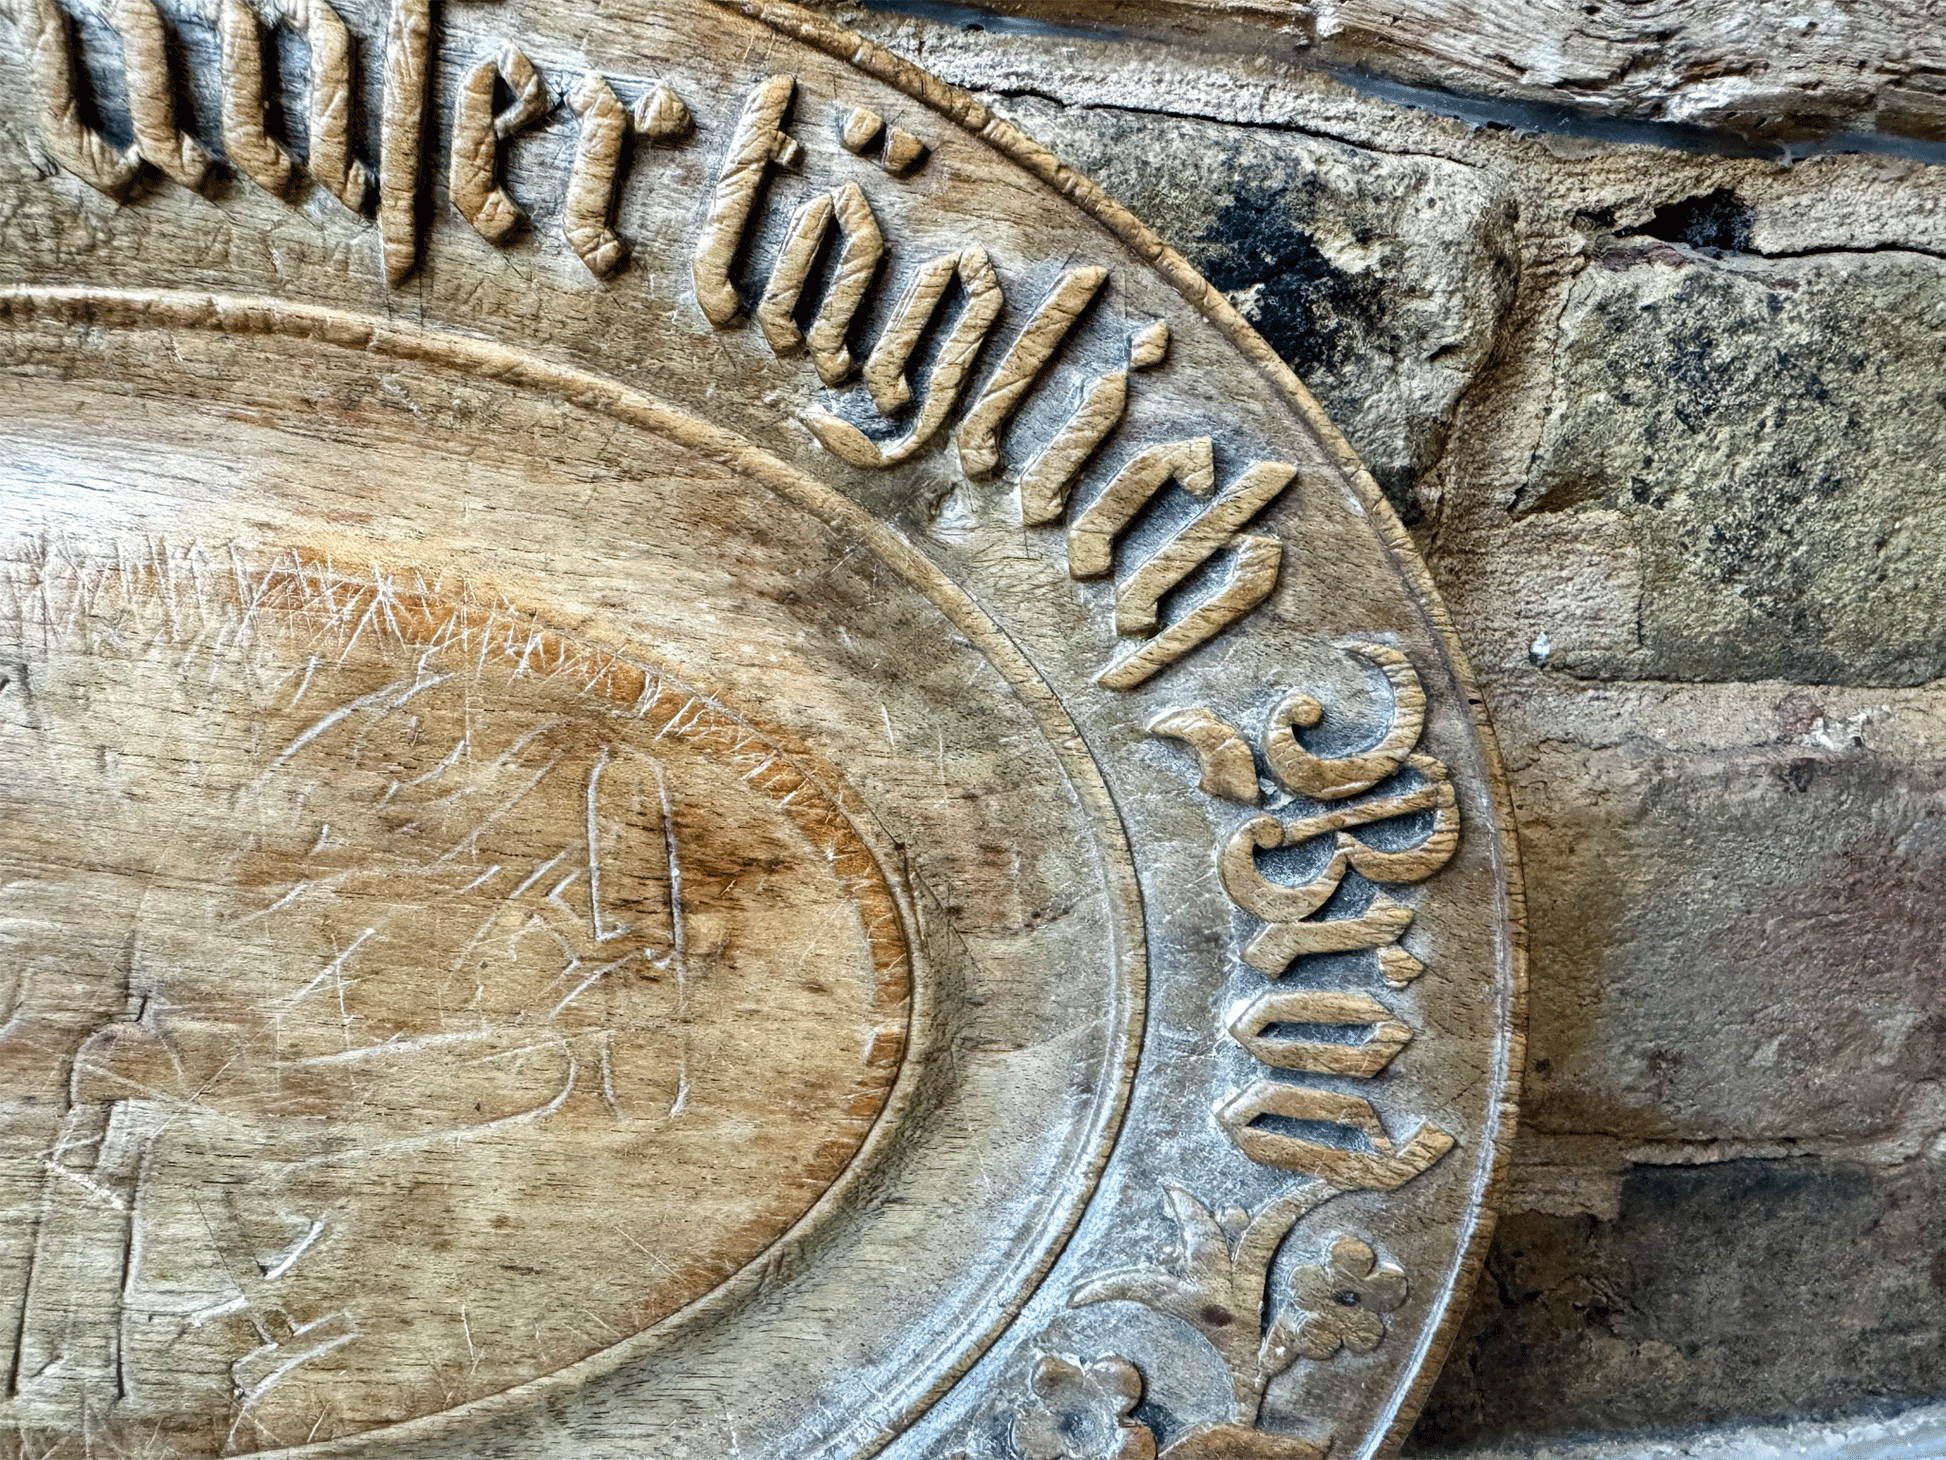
[{"left": 0, "top": 541, "right": 909, "bottom": 1450}]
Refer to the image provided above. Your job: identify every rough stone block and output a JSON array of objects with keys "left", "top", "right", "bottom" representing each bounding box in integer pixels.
[
  {"left": 1405, "top": 1158, "right": 1946, "bottom": 1450},
  {"left": 989, "top": 97, "right": 1518, "bottom": 520},
  {"left": 1512, "top": 725, "right": 1946, "bottom": 1144},
  {"left": 1521, "top": 242, "right": 1946, "bottom": 686}
]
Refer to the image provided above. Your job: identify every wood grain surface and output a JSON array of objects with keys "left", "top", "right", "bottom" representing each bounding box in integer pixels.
[
  {"left": 0, "top": 1, "right": 1523, "bottom": 1456},
  {"left": 865, "top": 0, "right": 1946, "bottom": 145}
]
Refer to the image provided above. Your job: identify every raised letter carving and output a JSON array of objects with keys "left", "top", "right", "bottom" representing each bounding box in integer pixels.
[
  {"left": 840, "top": 104, "right": 882, "bottom": 154},
  {"left": 756, "top": 180, "right": 883, "bottom": 384},
  {"left": 881, "top": 125, "right": 927, "bottom": 176},
  {"left": 1129, "top": 319, "right": 1170, "bottom": 371},
  {"left": 1195, "top": 647, "right": 1465, "bottom": 1173},
  {"left": 858, "top": 252, "right": 953, "bottom": 414},
  {"left": 219, "top": 0, "right": 300, "bottom": 199},
  {"left": 803, "top": 246, "right": 1004, "bottom": 468},
  {"left": 564, "top": 73, "right": 630, "bottom": 275},
  {"left": 1219, "top": 767, "right": 1456, "bottom": 975},
  {"left": 114, "top": 0, "right": 212, "bottom": 192},
  {"left": 0, "top": 7, "right": 1521, "bottom": 1455},
  {"left": 450, "top": 45, "right": 545, "bottom": 244},
  {"left": 302, "top": 0, "right": 370, "bottom": 213},
  {"left": 1096, "top": 460, "right": 1297, "bottom": 691},
  {"left": 1213, "top": 1083, "right": 1454, "bottom": 1188},
  {"left": 957, "top": 264, "right": 1107, "bottom": 481},
  {"left": 1069, "top": 438, "right": 1216, "bottom": 580},
  {"left": 1264, "top": 644, "right": 1428, "bottom": 799},
  {"left": 1116, "top": 460, "right": 1296, "bottom": 637},
  {"left": 19, "top": 0, "right": 139, "bottom": 198},
  {"left": 378, "top": 0, "right": 433, "bottom": 284},
  {"left": 694, "top": 74, "right": 801, "bottom": 326},
  {"left": 1227, "top": 990, "right": 1412, "bottom": 1077},
  {"left": 1019, "top": 371, "right": 1128, "bottom": 526},
  {"left": 634, "top": 82, "right": 692, "bottom": 142}
]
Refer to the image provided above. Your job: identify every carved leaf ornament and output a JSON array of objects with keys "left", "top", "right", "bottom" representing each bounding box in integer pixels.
[{"left": 0, "top": 2, "right": 1522, "bottom": 1458}]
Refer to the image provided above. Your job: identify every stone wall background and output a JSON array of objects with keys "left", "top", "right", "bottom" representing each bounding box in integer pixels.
[{"left": 818, "top": 6, "right": 1946, "bottom": 1452}]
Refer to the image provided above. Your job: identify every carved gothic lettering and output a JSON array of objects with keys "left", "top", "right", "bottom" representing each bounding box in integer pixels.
[
  {"left": 219, "top": 0, "right": 300, "bottom": 199},
  {"left": 113, "top": 0, "right": 212, "bottom": 192},
  {"left": 859, "top": 251, "right": 954, "bottom": 414},
  {"left": 1227, "top": 990, "right": 1412, "bottom": 1078},
  {"left": 956, "top": 264, "right": 1107, "bottom": 480},
  {"left": 1018, "top": 371, "right": 1127, "bottom": 526},
  {"left": 1116, "top": 461, "right": 1296, "bottom": 638},
  {"left": 802, "top": 246, "right": 1005, "bottom": 469},
  {"left": 1220, "top": 815, "right": 1358, "bottom": 929},
  {"left": 1241, "top": 893, "right": 1417, "bottom": 978},
  {"left": 1128, "top": 319, "right": 1169, "bottom": 371},
  {"left": 1297, "top": 761, "right": 1461, "bottom": 884},
  {"left": 564, "top": 72, "right": 630, "bottom": 275},
  {"left": 1096, "top": 534, "right": 1285, "bottom": 691},
  {"left": 451, "top": 46, "right": 547, "bottom": 245},
  {"left": 840, "top": 105, "right": 881, "bottom": 154},
  {"left": 1213, "top": 1082, "right": 1455, "bottom": 1189},
  {"left": 1218, "top": 765, "right": 1457, "bottom": 976},
  {"left": 19, "top": 0, "right": 140, "bottom": 198},
  {"left": 1066, "top": 442, "right": 1296, "bottom": 692},
  {"left": 0, "top": 8, "right": 1521, "bottom": 1455},
  {"left": 378, "top": 0, "right": 433, "bottom": 284},
  {"left": 757, "top": 188, "right": 835, "bottom": 350},
  {"left": 694, "top": 74, "right": 801, "bottom": 326},
  {"left": 1069, "top": 437, "right": 1216, "bottom": 580},
  {"left": 634, "top": 82, "right": 692, "bottom": 143},
  {"left": 756, "top": 180, "right": 883, "bottom": 385},
  {"left": 1264, "top": 644, "right": 1428, "bottom": 800},
  {"left": 880, "top": 125, "right": 926, "bottom": 176},
  {"left": 302, "top": 0, "right": 370, "bottom": 213},
  {"left": 1176, "top": 646, "right": 1468, "bottom": 1180}
]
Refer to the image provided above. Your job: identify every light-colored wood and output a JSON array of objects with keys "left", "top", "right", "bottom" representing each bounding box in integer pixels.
[
  {"left": 0, "top": 2, "right": 1524, "bottom": 1458},
  {"left": 2, "top": 542, "right": 909, "bottom": 1447}
]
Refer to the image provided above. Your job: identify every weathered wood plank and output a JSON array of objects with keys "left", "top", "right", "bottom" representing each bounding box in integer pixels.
[{"left": 860, "top": 0, "right": 1946, "bottom": 143}]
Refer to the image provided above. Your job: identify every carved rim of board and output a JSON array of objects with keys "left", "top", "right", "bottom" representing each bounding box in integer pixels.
[
  {"left": 0, "top": 0, "right": 1528, "bottom": 1443},
  {"left": 699, "top": 2, "right": 1531, "bottom": 1446},
  {"left": 0, "top": 281, "right": 1153, "bottom": 1447}
]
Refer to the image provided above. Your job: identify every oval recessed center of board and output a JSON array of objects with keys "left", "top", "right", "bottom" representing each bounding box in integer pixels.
[
  {"left": 0, "top": 311, "right": 1142, "bottom": 1456},
  {"left": 0, "top": 543, "right": 909, "bottom": 1442}
]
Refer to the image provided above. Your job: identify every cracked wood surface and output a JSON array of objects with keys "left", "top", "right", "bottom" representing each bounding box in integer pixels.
[{"left": 850, "top": 0, "right": 1946, "bottom": 146}]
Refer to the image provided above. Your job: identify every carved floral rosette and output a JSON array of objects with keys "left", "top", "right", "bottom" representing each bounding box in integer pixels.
[{"left": 0, "top": 1, "right": 1523, "bottom": 1458}]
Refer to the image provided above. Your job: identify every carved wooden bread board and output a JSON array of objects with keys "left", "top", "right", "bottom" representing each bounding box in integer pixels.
[{"left": 0, "top": 3, "right": 1524, "bottom": 1456}]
